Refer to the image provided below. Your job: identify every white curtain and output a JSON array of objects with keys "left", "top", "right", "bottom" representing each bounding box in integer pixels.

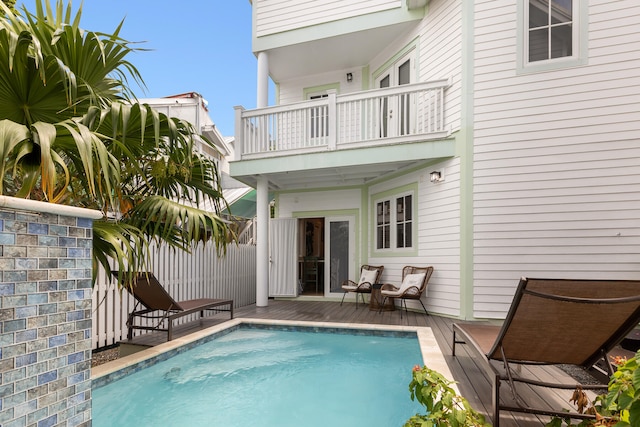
[{"left": 269, "top": 218, "right": 298, "bottom": 297}]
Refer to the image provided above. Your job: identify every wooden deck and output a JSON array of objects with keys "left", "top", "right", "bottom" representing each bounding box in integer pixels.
[{"left": 120, "top": 299, "right": 603, "bottom": 427}]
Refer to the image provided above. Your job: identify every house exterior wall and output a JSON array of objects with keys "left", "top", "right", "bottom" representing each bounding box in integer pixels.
[
  {"left": 278, "top": 189, "right": 362, "bottom": 218},
  {"left": 416, "top": 0, "right": 464, "bottom": 134},
  {"left": 276, "top": 0, "right": 464, "bottom": 135},
  {"left": 0, "top": 197, "right": 99, "bottom": 427},
  {"left": 471, "top": 0, "right": 640, "bottom": 318},
  {"left": 367, "top": 158, "right": 462, "bottom": 317},
  {"left": 255, "top": 0, "right": 401, "bottom": 38},
  {"left": 244, "top": 0, "right": 640, "bottom": 320},
  {"left": 270, "top": 0, "right": 466, "bottom": 317},
  {"left": 275, "top": 159, "right": 462, "bottom": 317}
]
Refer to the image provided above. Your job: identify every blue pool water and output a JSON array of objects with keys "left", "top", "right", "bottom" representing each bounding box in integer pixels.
[{"left": 93, "top": 326, "right": 424, "bottom": 426}]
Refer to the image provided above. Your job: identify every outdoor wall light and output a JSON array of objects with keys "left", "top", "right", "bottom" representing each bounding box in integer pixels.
[
  {"left": 430, "top": 170, "right": 443, "bottom": 183},
  {"left": 346, "top": 72, "right": 353, "bottom": 82}
]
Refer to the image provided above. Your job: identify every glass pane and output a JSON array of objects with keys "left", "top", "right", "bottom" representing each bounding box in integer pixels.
[
  {"left": 329, "top": 221, "right": 349, "bottom": 293},
  {"left": 405, "top": 222, "right": 412, "bottom": 247},
  {"left": 406, "top": 196, "right": 412, "bottom": 221},
  {"left": 551, "top": 24, "right": 572, "bottom": 58},
  {"left": 377, "top": 227, "right": 384, "bottom": 250},
  {"left": 529, "top": 0, "right": 549, "bottom": 29},
  {"left": 551, "top": 0, "right": 572, "bottom": 24},
  {"left": 529, "top": 28, "right": 549, "bottom": 62},
  {"left": 398, "top": 60, "right": 411, "bottom": 86},
  {"left": 396, "top": 223, "right": 404, "bottom": 248},
  {"left": 383, "top": 225, "right": 390, "bottom": 249},
  {"left": 397, "top": 198, "right": 404, "bottom": 222}
]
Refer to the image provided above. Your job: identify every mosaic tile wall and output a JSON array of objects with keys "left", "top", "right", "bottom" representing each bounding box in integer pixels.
[{"left": 0, "top": 206, "right": 93, "bottom": 427}]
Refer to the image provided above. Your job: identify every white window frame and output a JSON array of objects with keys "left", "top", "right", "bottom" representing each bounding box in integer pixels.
[
  {"left": 517, "top": 0, "right": 588, "bottom": 74},
  {"left": 374, "top": 191, "right": 415, "bottom": 252}
]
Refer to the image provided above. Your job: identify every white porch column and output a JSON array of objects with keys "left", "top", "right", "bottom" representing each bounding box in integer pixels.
[
  {"left": 256, "top": 177, "right": 270, "bottom": 307},
  {"left": 257, "top": 51, "right": 269, "bottom": 108}
]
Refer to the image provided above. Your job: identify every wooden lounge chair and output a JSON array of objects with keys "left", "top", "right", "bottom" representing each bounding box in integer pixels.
[
  {"left": 379, "top": 266, "right": 434, "bottom": 318},
  {"left": 340, "top": 265, "right": 384, "bottom": 308},
  {"left": 124, "top": 272, "right": 233, "bottom": 341},
  {"left": 452, "top": 277, "right": 640, "bottom": 427}
]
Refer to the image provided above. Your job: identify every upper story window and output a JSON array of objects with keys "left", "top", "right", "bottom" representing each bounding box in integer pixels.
[
  {"left": 375, "top": 193, "right": 413, "bottom": 251},
  {"left": 518, "top": 0, "right": 588, "bottom": 72},
  {"left": 528, "top": 0, "right": 573, "bottom": 62}
]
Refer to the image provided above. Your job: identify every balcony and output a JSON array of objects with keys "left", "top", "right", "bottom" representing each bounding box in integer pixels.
[{"left": 234, "top": 80, "right": 449, "bottom": 161}]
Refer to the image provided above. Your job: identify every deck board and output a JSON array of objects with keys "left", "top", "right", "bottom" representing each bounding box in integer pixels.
[{"left": 117, "top": 299, "right": 602, "bottom": 427}]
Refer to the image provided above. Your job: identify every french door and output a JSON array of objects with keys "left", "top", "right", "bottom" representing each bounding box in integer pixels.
[
  {"left": 324, "top": 216, "right": 355, "bottom": 297},
  {"left": 376, "top": 54, "right": 413, "bottom": 138}
]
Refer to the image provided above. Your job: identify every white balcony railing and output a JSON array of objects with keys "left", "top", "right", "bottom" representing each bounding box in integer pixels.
[{"left": 234, "top": 80, "right": 449, "bottom": 159}]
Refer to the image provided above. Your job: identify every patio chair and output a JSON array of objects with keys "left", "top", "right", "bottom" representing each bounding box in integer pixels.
[
  {"left": 340, "top": 265, "right": 384, "bottom": 308},
  {"left": 123, "top": 272, "right": 234, "bottom": 341},
  {"left": 379, "top": 266, "right": 434, "bottom": 318},
  {"left": 452, "top": 277, "right": 640, "bottom": 427}
]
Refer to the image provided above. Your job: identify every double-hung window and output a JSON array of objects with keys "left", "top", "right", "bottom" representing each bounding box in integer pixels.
[{"left": 375, "top": 193, "right": 413, "bottom": 251}]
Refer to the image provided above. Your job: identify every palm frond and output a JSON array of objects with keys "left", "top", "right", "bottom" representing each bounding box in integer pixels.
[
  {"left": 125, "top": 195, "right": 231, "bottom": 254},
  {"left": 0, "top": 119, "right": 28, "bottom": 193},
  {"left": 92, "top": 218, "right": 150, "bottom": 284}
]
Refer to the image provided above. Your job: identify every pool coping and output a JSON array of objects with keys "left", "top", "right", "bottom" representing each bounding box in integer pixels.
[{"left": 91, "top": 318, "right": 457, "bottom": 392}]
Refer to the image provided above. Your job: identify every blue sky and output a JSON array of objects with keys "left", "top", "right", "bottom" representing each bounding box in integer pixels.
[{"left": 17, "top": 1, "right": 257, "bottom": 137}]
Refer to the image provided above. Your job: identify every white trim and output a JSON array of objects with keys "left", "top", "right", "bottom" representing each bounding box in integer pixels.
[
  {"left": 373, "top": 190, "right": 415, "bottom": 252},
  {"left": 0, "top": 196, "right": 102, "bottom": 219},
  {"left": 517, "top": 0, "right": 588, "bottom": 74}
]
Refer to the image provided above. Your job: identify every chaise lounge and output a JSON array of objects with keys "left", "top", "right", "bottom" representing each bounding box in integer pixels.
[
  {"left": 452, "top": 277, "right": 640, "bottom": 426},
  {"left": 123, "top": 272, "right": 234, "bottom": 341}
]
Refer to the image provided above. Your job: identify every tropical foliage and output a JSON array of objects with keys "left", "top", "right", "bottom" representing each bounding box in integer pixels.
[
  {"left": 1, "top": 0, "right": 15, "bottom": 15},
  {"left": 0, "top": 0, "right": 231, "bottom": 285},
  {"left": 405, "top": 365, "right": 490, "bottom": 427},
  {"left": 548, "top": 351, "right": 640, "bottom": 427}
]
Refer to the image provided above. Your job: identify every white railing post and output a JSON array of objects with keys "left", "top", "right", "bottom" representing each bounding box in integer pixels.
[
  {"left": 234, "top": 106, "right": 245, "bottom": 159},
  {"left": 327, "top": 90, "right": 337, "bottom": 150}
]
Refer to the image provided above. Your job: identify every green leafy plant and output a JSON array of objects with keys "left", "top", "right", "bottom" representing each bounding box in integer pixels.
[
  {"left": 405, "top": 365, "right": 491, "bottom": 427},
  {"left": 547, "top": 351, "right": 640, "bottom": 427},
  {"left": 0, "top": 0, "right": 232, "bottom": 285}
]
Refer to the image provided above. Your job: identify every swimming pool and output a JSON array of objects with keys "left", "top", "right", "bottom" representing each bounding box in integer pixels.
[{"left": 92, "top": 319, "right": 453, "bottom": 426}]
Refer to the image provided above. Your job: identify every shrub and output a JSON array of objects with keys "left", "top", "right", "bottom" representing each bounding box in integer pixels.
[
  {"left": 548, "top": 351, "right": 640, "bottom": 427},
  {"left": 405, "top": 365, "right": 491, "bottom": 427}
]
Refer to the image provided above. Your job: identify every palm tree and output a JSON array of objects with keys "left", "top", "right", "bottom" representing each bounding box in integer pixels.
[{"left": 0, "top": 0, "right": 232, "bottom": 285}]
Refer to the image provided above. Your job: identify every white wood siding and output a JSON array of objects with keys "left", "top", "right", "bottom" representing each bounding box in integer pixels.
[
  {"left": 278, "top": 188, "right": 362, "bottom": 217},
  {"left": 472, "top": 0, "right": 640, "bottom": 318},
  {"left": 255, "top": 0, "right": 401, "bottom": 37},
  {"left": 361, "top": 0, "right": 463, "bottom": 134},
  {"left": 416, "top": 0, "right": 463, "bottom": 134},
  {"left": 368, "top": 160, "right": 461, "bottom": 317}
]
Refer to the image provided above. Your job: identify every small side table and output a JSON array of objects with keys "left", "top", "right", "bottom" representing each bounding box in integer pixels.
[{"left": 369, "top": 283, "right": 395, "bottom": 311}]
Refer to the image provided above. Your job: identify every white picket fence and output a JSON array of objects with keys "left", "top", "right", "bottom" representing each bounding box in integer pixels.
[{"left": 91, "top": 242, "right": 257, "bottom": 350}]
